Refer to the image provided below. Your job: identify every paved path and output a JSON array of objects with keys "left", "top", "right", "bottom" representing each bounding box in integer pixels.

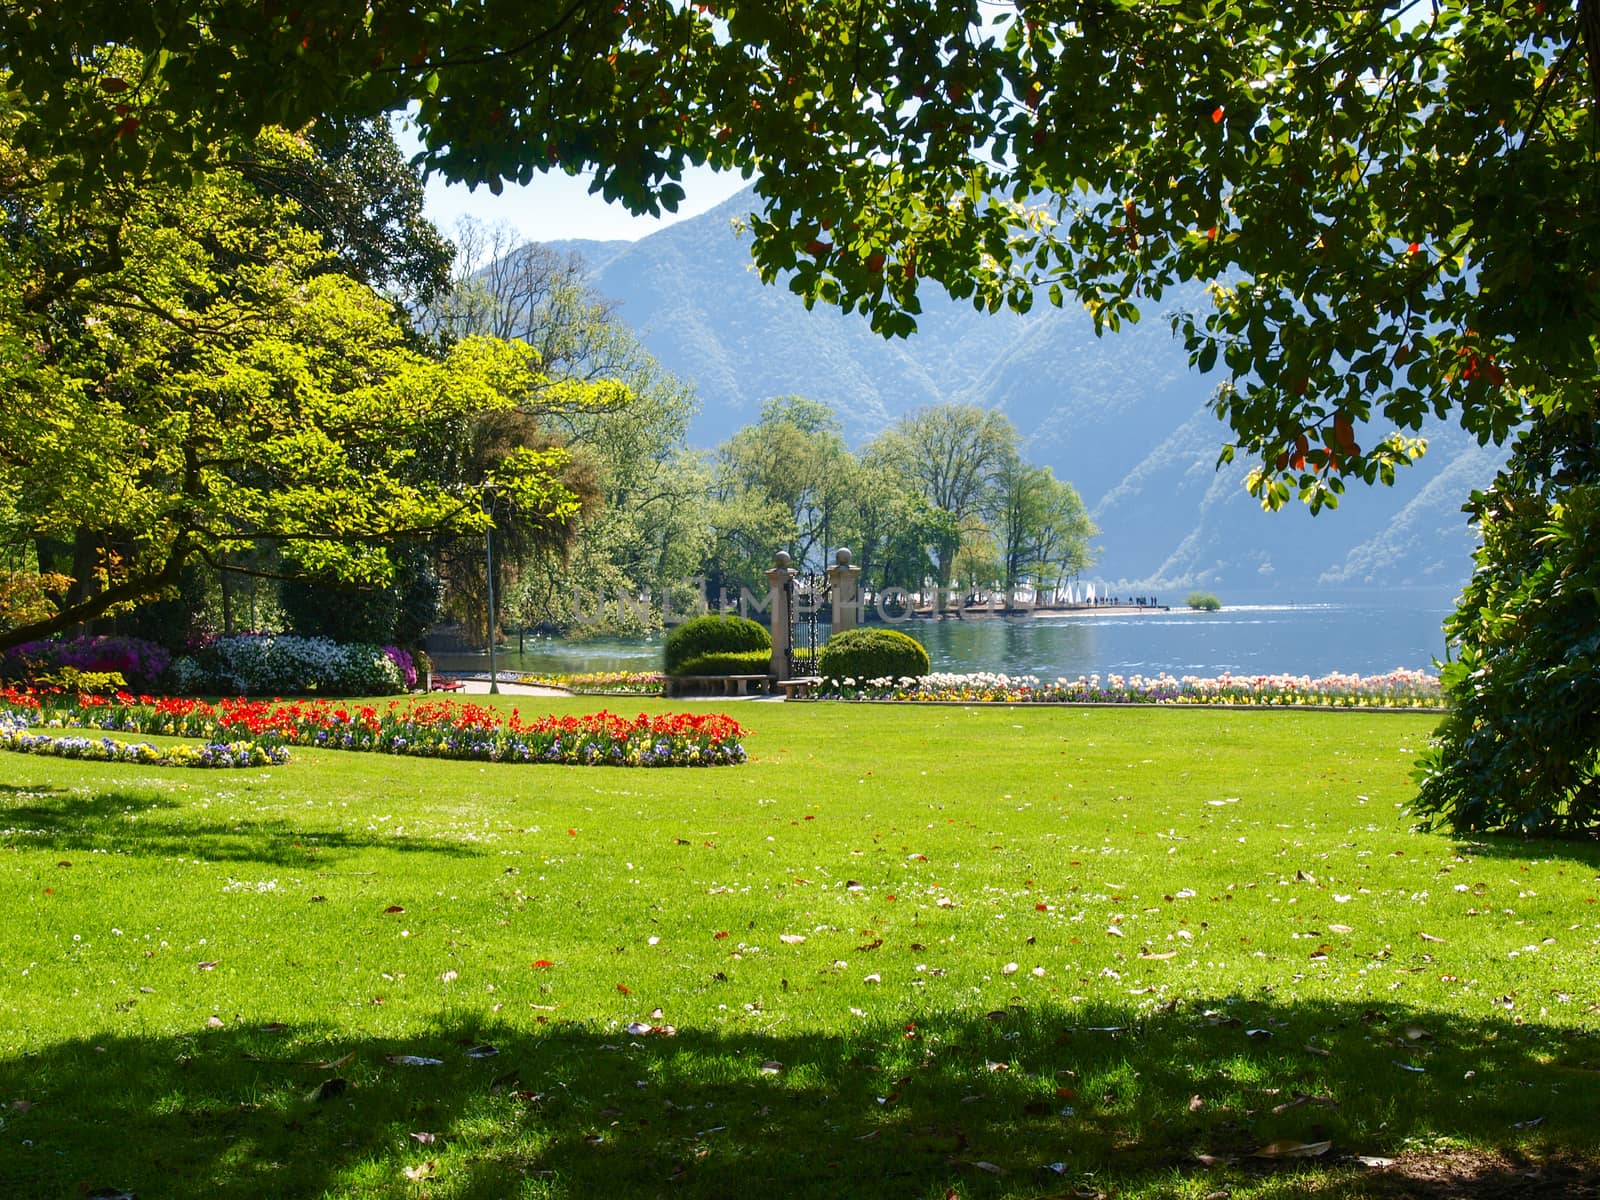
[{"left": 441, "top": 677, "right": 781, "bottom": 702}]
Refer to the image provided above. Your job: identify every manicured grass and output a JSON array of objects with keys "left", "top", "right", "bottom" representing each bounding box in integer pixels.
[{"left": 1, "top": 700, "right": 1596, "bottom": 1198}]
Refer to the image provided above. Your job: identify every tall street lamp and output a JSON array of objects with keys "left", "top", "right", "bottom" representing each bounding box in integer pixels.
[{"left": 483, "top": 484, "right": 500, "bottom": 695}]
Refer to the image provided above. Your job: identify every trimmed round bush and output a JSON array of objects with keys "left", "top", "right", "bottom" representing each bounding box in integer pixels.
[
  {"left": 664, "top": 615, "right": 771, "bottom": 676},
  {"left": 818, "top": 627, "right": 930, "bottom": 683},
  {"left": 672, "top": 650, "right": 772, "bottom": 677}
]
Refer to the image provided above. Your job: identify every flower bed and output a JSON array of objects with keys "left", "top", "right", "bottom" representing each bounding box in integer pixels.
[
  {"left": 814, "top": 668, "right": 1444, "bottom": 708},
  {"left": 0, "top": 688, "right": 747, "bottom": 767},
  {"left": 519, "top": 671, "right": 666, "bottom": 696},
  {"left": 0, "top": 711, "right": 289, "bottom": 768}
]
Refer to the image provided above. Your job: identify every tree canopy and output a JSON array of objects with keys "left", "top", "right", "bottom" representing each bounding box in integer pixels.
[{"left": 5, "top": 1, "right": 1594, "bottom": 505}]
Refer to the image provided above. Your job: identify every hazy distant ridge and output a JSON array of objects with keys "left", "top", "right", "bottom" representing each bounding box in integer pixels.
[{"left": 545, "top": 187, "right": 1497, "bottom": 593}]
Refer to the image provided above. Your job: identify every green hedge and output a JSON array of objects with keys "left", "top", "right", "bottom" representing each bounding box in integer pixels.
[
  {"left": 818, "top": 627, "right": 930, "bottom": 683},
  {"left": 664, "top": 615, "right": 771, "bottom": 676},
  {"left": 672, "top": 650, "right": 772, "bottom": 677}
]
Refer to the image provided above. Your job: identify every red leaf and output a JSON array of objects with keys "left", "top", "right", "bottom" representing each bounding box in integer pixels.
[
  {"left": 714, "top": 930, "right": 729, "bottom": 940},
  {"left": 1212, "top": 106, "right": 1225, "bottom": 123},
  {"left": 531, "top": 959, "right": 555, "bottom": 969},
  {"left": 616, "top": 983, "right": 632, "bottom": 995},
  {"left": 383, "top": 905, "right": 404, "bottom": 914}
]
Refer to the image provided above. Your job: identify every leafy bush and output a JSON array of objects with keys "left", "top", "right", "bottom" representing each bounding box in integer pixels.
[
  {"left": 0, "top": 635, "right": 171, "bottom": 691},
  {"left": 1413, "top": 415, "right": 1600, "bottom": 836},
  {"left": 672, "top": 650, "right": 772, "bottom": 676},
  {"left": 1186, "top": 592, "right": 1222, "bottom": 611},
  {"left": 171, "top": 634, "right": 406, "bottom": 696},
  {"left": 818, "top": 627, "right": 930, "bottom": 683},
  {"left": 664, "top": 615, "right": 770, "bottom": 676}
]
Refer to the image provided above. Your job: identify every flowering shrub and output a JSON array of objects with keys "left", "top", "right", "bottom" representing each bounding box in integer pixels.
[
  {"left": 0, "top": 635, "right": 171, "bottom": 691},
  {"left": 0, "top": 709, "right": 288, "bottom": 768},
  {"left": 519, "top": 671, "right": 666, "bottom": 696},
  {"left": 383, "top": 645, "right": 418, "bottom": 689},
  {"left": 0, "top": 687, "right": 748, "bottom": 767},
  {"left": 815, "top": 668, "right": 1444, "bottom": 708},
  {"left": 171, "top": 634, "right": 406, "bottom": 696}
]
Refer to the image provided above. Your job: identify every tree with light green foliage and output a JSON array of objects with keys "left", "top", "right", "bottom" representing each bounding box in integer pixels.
[
  {"left": 866, "top": 404, "right": 1019, "bottom": 589},
  {"left": 0, "top": 128, "right": 611, "bottom": 653}
]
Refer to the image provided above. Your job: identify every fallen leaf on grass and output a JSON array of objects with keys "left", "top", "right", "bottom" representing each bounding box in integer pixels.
[
  {"left": 10, "top": 1100, "right": 35, "bottom": 1112},
  {"left": 196, "top": 961, "right": 220, "bottom": 971},
  {"left": 1403, "top": 1025, "right": 1433, "bottom": 1041},
  {"left": 779, "top": 933, "right": 806, "bottom": 945},
  {"left": 385, "top": 1055, "right": 444, "bottom": 1067},
  {"left": 307, "top": 1077, "right": 348, "bottom": 1102},
  {"left": 759, "top": 1061, "right": 783, "bottom": 1074},
  {"left": 383, "top": 905, "right": 404, "bottom": 914},
  {"left": 531, "top": 959, "right": 555, "bottom": 969},
  {"left": 1329, "top": 923, "right": 1353, "bottom": 934},
  {"left": 410, "top": 1131, "right": 436, "bottom": 1144},
  {"left": 403, "top": 1160, "right": 438, "bottom": 1181},
  {"left": 1418, "top": 931, "right": 1447, "bottom": 943},
  {"left": 314, "top": 1051, "right": 356, "bottom": 1071},
  {"left": 626, "top": 1022, "right": 678, "bottom": 1037},
  {"left": 1189, "top": 1095, "right": 1204, "bottom": 1112},
  {"left": 206, "top": 1016, "right": 225, "bottom": 1029},
  {"left": 464, "top": 1044, "right": 499, "bottom": 1058},
  {"left": 1140, "top": 949, "right": 1177, "bottom": 960},
  {"left": 256, "top": 1022, "right": 287, "bottom": 1034},
  {"left": 1392, "top": 1061, "right": 1426, "bottom": 1073},
  {"left": 1252, "top": 1140, "right": 1332, "bottom": 1158}
]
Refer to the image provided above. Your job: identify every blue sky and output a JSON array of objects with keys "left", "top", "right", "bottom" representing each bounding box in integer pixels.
[{"left": 415, "top": 146, "right": 749, "bottom": 245}]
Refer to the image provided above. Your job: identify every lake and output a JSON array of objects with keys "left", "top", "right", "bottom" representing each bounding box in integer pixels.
[{"left": 446, "top": 592, "right": 1459, "bottom": 681}]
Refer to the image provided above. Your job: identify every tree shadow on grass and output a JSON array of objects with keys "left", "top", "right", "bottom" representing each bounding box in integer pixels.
[
  {"left": 2, "top": 996, "right": 1595, "bottom": 1199},
  {"left": 1449, "top": 835, "right": 1600, "bottom": 871},
  {"left": 0, "top": 783, "right": 482, "bottom": 867}
]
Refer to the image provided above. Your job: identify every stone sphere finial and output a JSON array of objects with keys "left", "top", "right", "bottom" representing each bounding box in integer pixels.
[
  {"left": 834, "top": 547, "right": 853, "bottom": 566},
  {"left": 774, "top": 550, "right": 792, "bottom": 569}
]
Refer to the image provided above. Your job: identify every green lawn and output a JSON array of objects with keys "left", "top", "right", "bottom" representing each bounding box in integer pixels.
[{"left": 1, "top": 700, "right": 1596, "bottom": 1198}]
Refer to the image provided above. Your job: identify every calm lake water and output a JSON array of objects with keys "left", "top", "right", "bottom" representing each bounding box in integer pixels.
[{"left": 453, "top": 593, "right": 1458, "bottom": 681}]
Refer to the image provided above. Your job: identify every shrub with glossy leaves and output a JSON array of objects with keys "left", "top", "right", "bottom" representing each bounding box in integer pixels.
[
  {"left": 1413, "top": 415, "right": 1600, "bottom": 837},
  {"left": 664, "top": 616, "right": 771, "bottom": 676},
  {"left": 818, "top": 627, "right": 930, "bottom": 684}
]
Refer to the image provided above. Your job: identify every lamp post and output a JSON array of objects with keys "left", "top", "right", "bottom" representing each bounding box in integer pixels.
[{"left": 483, "top": 484, "right": 500, "bottom": 695}]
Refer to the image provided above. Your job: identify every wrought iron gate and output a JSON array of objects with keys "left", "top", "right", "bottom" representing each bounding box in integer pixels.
[{"left": 785, "top": 571, "right": 829, "bottom": 677}]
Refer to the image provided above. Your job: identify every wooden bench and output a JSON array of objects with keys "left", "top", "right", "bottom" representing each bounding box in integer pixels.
[
  {"left": 777, "top": 676, "right": 823, "bottom": 700},
  {"left": 665, "top": 674, "right": 770, "bottom": 698}
]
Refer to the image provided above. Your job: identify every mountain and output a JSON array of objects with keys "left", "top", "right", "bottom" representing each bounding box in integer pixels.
[{"left": 546, "top": 188, "right": 1499, "bottom": 595}]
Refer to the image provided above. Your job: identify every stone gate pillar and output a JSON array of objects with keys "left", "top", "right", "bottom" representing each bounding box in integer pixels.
[
  {"left": 827, "top": 547, "right": 862, "bottom": 634},
  {"left": 766, "top": 551, "right": 797, "bottom": 681}
]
